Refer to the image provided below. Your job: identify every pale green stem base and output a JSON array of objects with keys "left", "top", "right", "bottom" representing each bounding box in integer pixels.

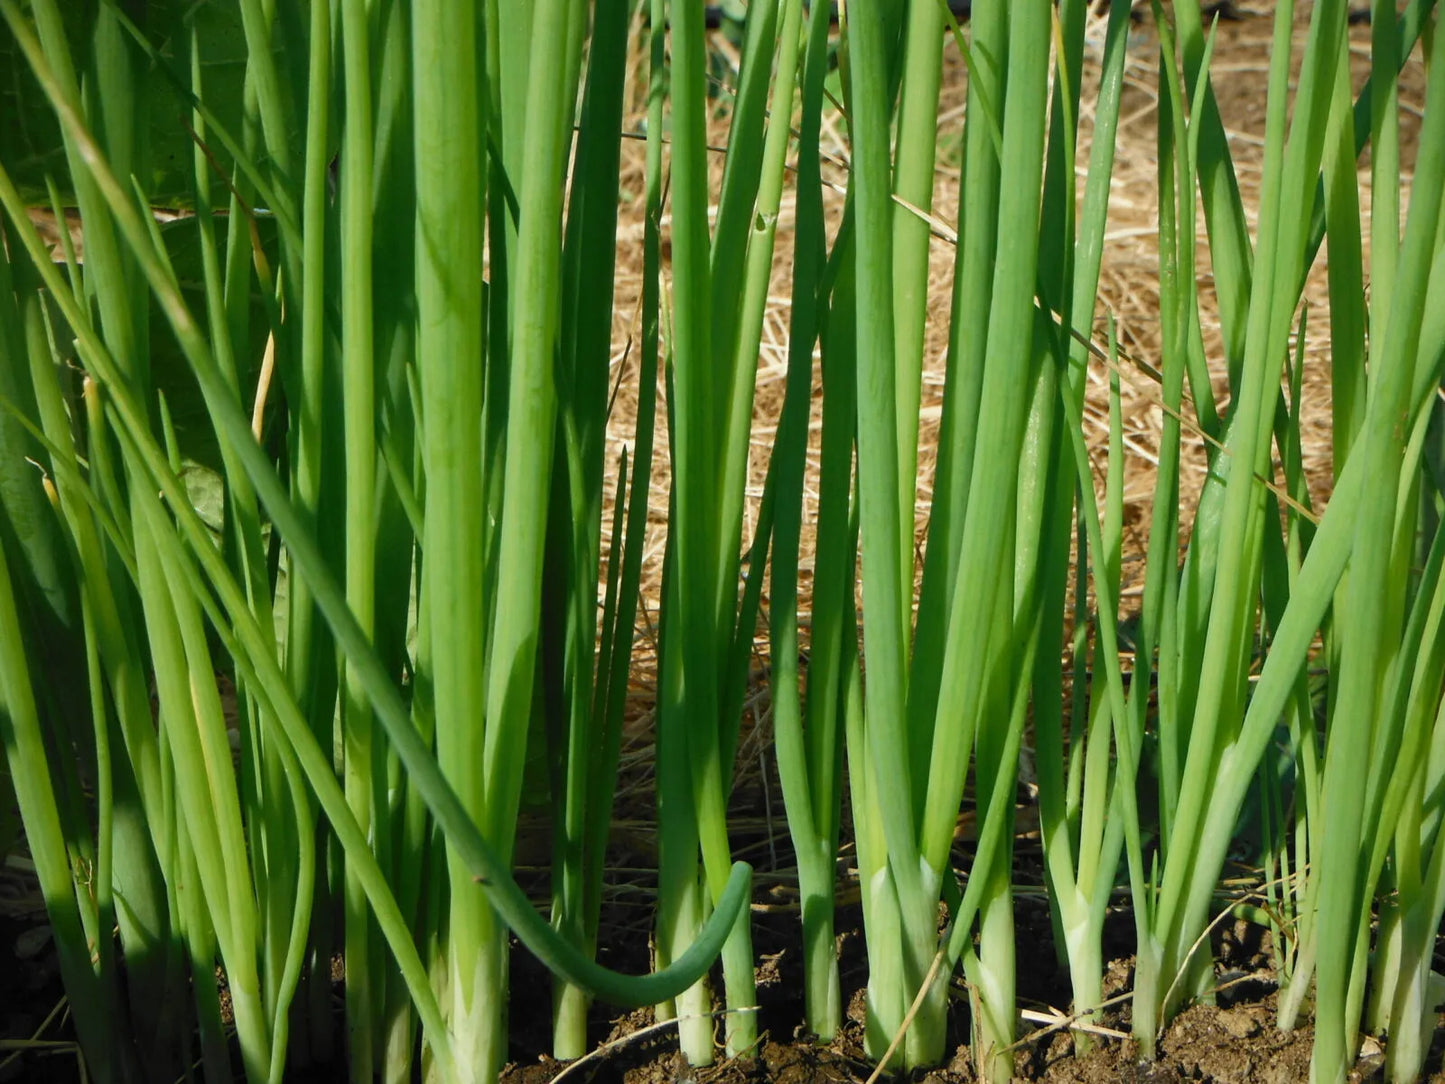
[
  {"left": 420, "top": 926, "right": 450, "bottom": 1084},
  {"left": 1378, "top": 899, "right": 1440, "bottom": 1084},
  {"left": 1135, "top": 928, "right": 1216, "bottom": 1063},
  {"left": 905, "top": 967, "right": 950, "bottom": 1071},
  {"left": 552, "top": 979, "right": 591, "bottom": 1062},
  {"left": 1131, "top": 937, "right": 1164, "bottom": 1059},
  {"left": 1276, "top": 932, "right": 1317, "bottom": 1032},
  {"left": 228, "top": 976, "right": 272, "bottom": 1084},
  {"left": 1384, "top": 956, "right": 1431, "bottom": 1084},
  {"left": 673, "top": 975, "right": 714, "bottom": 1066},
  {"left": 798, "top": 862, "right": 841, "bottom": 1042},
  {"left": 862, "top": 868, "right": 905, "bottom": 1066},
  {"left": 862, "top": 868, "right": 947, "bottom": 1073},
  {"left": 967, "top": 888, "right": 1015, "bottom": 1083},
  {"left": 379, "top": 998, "right": 415, "bottom": 1084},
  {"left": 1061, "top": 919, "right": 1103, "bottom": 1055},
  {"left": 659, "top": 876, "right": 715, "bottom": 1066},
  {"left": 449, "top": 923, "right": 508, "bottom": 1083},
  {"left": 1368, "top": 901, "right": 1404, "bottom": 1037},
  {"left": 719, "top": 901, "right": 759, "bottom": 1057}
]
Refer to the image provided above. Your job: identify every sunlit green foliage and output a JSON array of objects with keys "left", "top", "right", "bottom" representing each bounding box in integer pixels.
[{"left": 1, "top": 3, "right": 1443, "bottom": 1084}]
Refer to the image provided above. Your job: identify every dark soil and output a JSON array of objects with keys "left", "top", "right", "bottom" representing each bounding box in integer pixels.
[
  {"left": 8, "top": 876, "right": 1439, "bottom": 1083},
  {"left": 492, "top": 887, "right": 1439, "bottom": 1084},
  {"left": 4, "top": 718, "right": 1442, "bottom": 1084},
  {"left": 5, "top": 721, "right": 1441, "bottom": 1083},
  {"left": 0, "top": 912, "right": 80, "bottom": 1083}
]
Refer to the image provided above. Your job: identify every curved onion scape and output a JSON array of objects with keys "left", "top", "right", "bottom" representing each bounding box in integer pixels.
[{"left": 1, "top": 2, "right": 1443, "bottom": 1084}]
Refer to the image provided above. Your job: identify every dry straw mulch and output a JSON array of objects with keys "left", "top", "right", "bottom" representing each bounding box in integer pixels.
[
  {"left": 567, "top": 2, "right": 1431, "bottom": 904},
  {"left": 596, "top": 1, "right": 1428, "bottom": 714}
]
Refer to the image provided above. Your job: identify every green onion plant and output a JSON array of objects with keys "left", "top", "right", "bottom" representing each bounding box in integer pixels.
[
  {"left": 649, "top": 0, "right": 820, "bottom": 1063},
  {"left": 767, "top": 0, "right": 852, "bottom": 1045},
  {"left": 0, "top": 4, "right": 748, "bottom": 1083},
  {"left": 829, "top": 0, "right": 1133, "bottom": 1075},
  {"left": 1120, "top": 12, "right": 1445, "bottom": 1084},
  {"left": 4, "top": 2, "right": 1445, "bottom": 1083}
]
